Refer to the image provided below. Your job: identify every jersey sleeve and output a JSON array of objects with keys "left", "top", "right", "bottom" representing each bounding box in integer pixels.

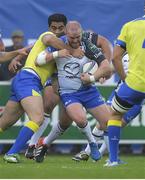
[
  {"left": 115, "top": 23, "right": 129, "bottom": 50},
  {"left": 84, "top": 40, "right": 106, "bottom": 65},
  {"left": 39, "top": 31, "right": 54, "bottom": 44},
  {"left": 91, "top": 32, "right": 98, "bottom": 46}
]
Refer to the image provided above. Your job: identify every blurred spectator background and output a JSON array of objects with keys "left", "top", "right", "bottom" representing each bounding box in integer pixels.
[{"left": 0, "top": 30, "right": 26, "bottom": 80}]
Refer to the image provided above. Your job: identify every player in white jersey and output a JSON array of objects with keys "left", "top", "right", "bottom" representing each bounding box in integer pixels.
[{"left": 34, "top": 21, "right": 112, "bottom": 163}]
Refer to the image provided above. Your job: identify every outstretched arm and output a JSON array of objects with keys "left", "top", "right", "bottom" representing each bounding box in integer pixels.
[{"left": 0, "top": 47, "right": 28, "bottom": 63}]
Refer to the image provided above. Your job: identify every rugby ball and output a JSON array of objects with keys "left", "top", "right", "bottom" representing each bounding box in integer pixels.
[{"left": 83, "top": 61, "right": 98, "bottom": 74}]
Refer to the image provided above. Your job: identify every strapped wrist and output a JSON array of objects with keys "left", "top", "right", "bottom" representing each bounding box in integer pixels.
[
  {"left": 52, "top": 51, "right": 59, "bottom": 59},
  {"left": 89, "top": 75, "right": 96, "bottom": 83}
]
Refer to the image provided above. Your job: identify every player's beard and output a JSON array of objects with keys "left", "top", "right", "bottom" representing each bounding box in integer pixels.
[{"left": 68, "top": 42, "right": 81, "bottom": 49}]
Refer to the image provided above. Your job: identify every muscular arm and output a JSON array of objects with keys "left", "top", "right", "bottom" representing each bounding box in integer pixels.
[
  {"left": 112, "top": 45, "right": 126, "bottom": 81},
  {"left": 42, "top": 34, "right": 68, "bottom": 50},
  {"left": 97, "top": 35, "right": 113, "bottom": 62}
]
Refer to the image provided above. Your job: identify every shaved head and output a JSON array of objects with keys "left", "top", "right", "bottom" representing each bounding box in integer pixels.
[
  {"left": 66, "top": 21, "right": 82, "bottom": 34},
  {"left": 66, "top": 21, "right": 82, "bottom": 48}
]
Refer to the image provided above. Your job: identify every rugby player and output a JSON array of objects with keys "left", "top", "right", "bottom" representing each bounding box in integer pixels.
[
  {"left": 34, "top": 21, "right": 112, "bottom": 163},
  {"left": 72, "top": 53, "right": 143, "bottom": 163},
  {"left": 105, "top": 15, "right": 145, "bottom": 167},
  {"left": 2, "top": 28, "right": 83, "bottom": 163}
]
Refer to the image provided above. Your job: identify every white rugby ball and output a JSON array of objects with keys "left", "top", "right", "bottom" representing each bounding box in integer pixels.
[{"left": 83, "top": 61, "right": 98, "bottom": 74}]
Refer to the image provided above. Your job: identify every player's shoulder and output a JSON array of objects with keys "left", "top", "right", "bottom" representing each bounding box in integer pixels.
[
  {"left": 59, "top": 35, "right": 67, "bottom": 43},
  {"left": 132, "top": 15, "right": 145, "bottom": 22},
  {"left": 124, "top": 16, "right": 145, "bottom": 28},
  {"left": 122, "top": 21, "right": 132, "bottom": 30},
  {"left": 39, "top": 31, "right": 54, "bottom": 39}
]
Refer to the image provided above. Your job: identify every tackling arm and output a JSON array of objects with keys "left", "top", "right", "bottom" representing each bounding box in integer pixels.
[
  {"left": 42, "top": 34, "right": 68, "bottom": 50},
  {"left": 42, "top": 34, "right": 84, "bottom": 58}
]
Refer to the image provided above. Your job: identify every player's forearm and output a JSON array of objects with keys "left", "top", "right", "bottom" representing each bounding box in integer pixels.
[
  {"left": 42, "top": 34, "right": 68, "bottom": 50},
  {"left": 113, "top": 58, "right": 126, "bottom": 81},
  {"left": 113, "top": 46, "right": 126, "bottom": 81},
  {"left": 101, "top": 42, "right": 113, "bottom": 63},
  {"left": 35, "top": 51, "right": 54, "bottom": 66},
  {"left": 0, "top": 50, "right": 19, "bottom": 63},
  {"left": 93, "top": 60, "right": 112, "bottom": 80}
]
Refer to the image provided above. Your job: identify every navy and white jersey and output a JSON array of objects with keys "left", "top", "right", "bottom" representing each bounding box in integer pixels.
[{"left": 55, "top": 55, "right": 93, "bottom": 94}]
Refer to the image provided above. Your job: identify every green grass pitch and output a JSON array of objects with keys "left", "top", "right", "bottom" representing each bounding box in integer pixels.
[{"left": 0, "top": 154, "right": 145, "bottom": 179}]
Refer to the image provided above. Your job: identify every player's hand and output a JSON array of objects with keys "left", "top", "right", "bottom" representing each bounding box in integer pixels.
[
  {"left": 8, "top": 59, "right": 22, "bottom": 73},
  {"left": 17, "top": 47, "right": 28, "bottom": 56},
  {"left": 58, "top": 49, "right": 72, "bottom": 58},
  {"left": 80, "top": 73, "right": 91, "bottom": 84},
  {"left": 71, "top": 47, "right": 84, "bottom": 59},
  {"left": 99, "top": 77, "right": 106, "bottom": 84}
]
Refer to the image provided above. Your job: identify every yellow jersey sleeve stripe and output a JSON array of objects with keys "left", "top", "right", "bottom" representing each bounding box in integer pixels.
[
  {"left": 25, "top": 121, "right": 39, "bottom": 132},
  {"left": 107, "top": 120, "right": 122, "bottom": 127}
]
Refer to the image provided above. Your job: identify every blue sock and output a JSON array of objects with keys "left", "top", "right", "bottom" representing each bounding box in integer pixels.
[
  {"left": 7, "top": 121, "right": 39, "bottom": 155},
  {"left": 108, "top": 120, "right": 122, "bottom": 162},
  {"left": 7, "top": 126, "right": 34, "bottom": 154}
]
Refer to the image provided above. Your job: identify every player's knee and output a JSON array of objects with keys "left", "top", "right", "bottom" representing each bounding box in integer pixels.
[
  {"left": 73, "top": 113, "right": 86, "bottom": 124},
  {"left": 59, "top": 121, "right": 71, "bottom": 130},
  {"left": 99, "top": 122, "right": 107, "bottom": 131},
  {"left": 74, "top": 115, "right": 87, "bottom": 127},
  {"left": 43, "top": 98, "right": 58, "bottom": 114}
]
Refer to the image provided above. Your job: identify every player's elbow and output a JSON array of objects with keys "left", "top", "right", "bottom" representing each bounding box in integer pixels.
[{"left": 42, "top": 34, "right": 55, "bottom": 46}]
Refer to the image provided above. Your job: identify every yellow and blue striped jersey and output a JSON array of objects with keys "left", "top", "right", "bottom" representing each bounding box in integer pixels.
[
  {"left": 116, "top": 16, "right": 145, "bottom": 92},
  {"left": 24, "top": 31, "right": 56, "bottom": 85}
]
